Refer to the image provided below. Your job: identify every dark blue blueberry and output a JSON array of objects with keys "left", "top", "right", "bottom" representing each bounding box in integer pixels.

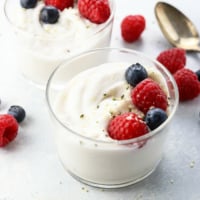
[
  {"left": 195, "top": 69, "right": 200, "bottom": 81},
  {"left": 20, "top": 0, "right": 37, "bottom": 9},
  {"left": 8, "top": 105, "right": 26, "bottom": 123},
  {"left": 40, "top": 6, "right": 60, "bottom": 24},
  {"left": 125, "top": 63, "right": 148, "bottom": 87},
  {"left": 145, "top": 108, "right": 168, "bottom": 130}
]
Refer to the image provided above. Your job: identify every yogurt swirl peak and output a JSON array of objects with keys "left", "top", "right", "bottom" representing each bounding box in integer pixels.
[{"left": 55, "top": 62, "right": 169, "bottom": 142}]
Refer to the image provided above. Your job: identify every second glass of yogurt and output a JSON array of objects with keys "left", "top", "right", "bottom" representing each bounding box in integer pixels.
[
  {"left": 3, "top": 0, "right": 115, "bottom": 86},
  {"left": 46, "top": 47, "right": 179, "bottom": 188}
]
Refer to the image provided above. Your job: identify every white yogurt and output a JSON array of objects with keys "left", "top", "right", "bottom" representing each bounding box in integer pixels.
[
  {"left": 53, "top": 62, "right": 170, "bottom": 187},
  {"left": 4, "top": 0, "right": 115, "bottom": 85},
  {"left": 56, "top": 63, "right": 145, "bottom": 141}
]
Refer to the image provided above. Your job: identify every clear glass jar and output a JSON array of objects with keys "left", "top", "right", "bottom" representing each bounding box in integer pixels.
[
  {"left": 46, "top": 47, "right": 179, "bottom": 188},
  {"left": 4, "top": 0, "right": 115, "bottom": 87}
]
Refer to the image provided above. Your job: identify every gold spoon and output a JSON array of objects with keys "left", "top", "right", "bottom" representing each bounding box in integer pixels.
[{"left": 155, "top": 1, "right": 200, "bottom": 52}]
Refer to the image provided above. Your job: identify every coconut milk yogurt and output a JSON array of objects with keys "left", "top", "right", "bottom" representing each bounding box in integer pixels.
[
  {"left": 4, "top": 0, "right": 115, "bottom": 85},
  {"left": 52, "top": 62, "right": 171, "bottom": 187}
]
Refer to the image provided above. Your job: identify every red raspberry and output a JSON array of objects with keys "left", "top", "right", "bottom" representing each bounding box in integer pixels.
[
  {"left": 78, "top": 0, "right": 111, "bottom": 24},
  {"left": 0, "top": 114, "right": 19, "bottom": 147},
  {"left": 157, "top": 48, "right": 186, "bottom": 74},
  {"left": 131, "top": 78, "right": 168, "bottom": 114},
  {"left": 121, "top": 15, "right": 145, "bottom": 43},
  {"left": 107, "top": 113, "right": 149, "bottom": 140},
  {"left": 45, "top": 0, "right": 74, "bottom": 11},
  {"left": 174, "top": 68, "right": 200, "bottom": 101}
]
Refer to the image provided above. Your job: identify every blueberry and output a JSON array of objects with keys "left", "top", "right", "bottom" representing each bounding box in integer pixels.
[
  {"left": 40, "top": 6, "right": 60, "bottom": 24},
  {"left": 20, "top": 0, "right": 37, "bottom": 9},
  {"left": 125, "top": 63, "right": 148, "bottom": 87},
  {"left": 195, "top": 69, "right": 200, "bottom": 81},
  {"left": 145, "top": 108, "right": 168, "bottom": 130},
  {"left": 8, "top": 105, "right": 26, "bottom": 123}
]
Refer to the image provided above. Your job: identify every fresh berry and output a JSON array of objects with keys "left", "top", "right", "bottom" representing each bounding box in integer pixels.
[
  {"left": 174, "top": 68, "right": 200, "bottom": 101},
  {"left": 45, "top": 0, "right": 74, "bottom": 11},
  {"left": 107, "top": 113, "right": 149, "bottom": 140},
  {"left": 125, "top": 63, "right": 148, "bottom": 87},
  {"left": 0, "top": 114, "right": 18, "bottom": 147},
  {"left": 78, "top": 0, "right": 111, "bottom": 24},
  {"left": 157, "top": 48, "right": 186, "bottom": 74},
  {"left": 8, "top": 105, "right": 26, "bottom": 123},
  {"left": 121, "top": 15, "right": 145, "bottom": 43},
  {"left": 131, "top": 78, "right": 168, "bottom": 114},
  {"left": 195, "top": 69, "right": 200, "bottom": 81},
  {"left": 40, "top": 6, "right": 60, "bottom": 24},
  {"left": 20, "top": 0, "right": 37, "bottom": 9},
  {"left": 145, "top": 108, "right": 168, "bottom": 130}
]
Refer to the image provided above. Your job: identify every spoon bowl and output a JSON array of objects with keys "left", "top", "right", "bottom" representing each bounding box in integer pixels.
[{"left": 155, "top": 2, "right": 200, "bottom": 52}]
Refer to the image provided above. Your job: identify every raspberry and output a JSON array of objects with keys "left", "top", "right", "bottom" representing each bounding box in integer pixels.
[
  {"left": 131, "top": 78, "right": 168, "bottom": 114},
  {"left": 78, "top": 0, "right": 111, "bottom": 24},
  {"left": 0, "top": 114, "right": 19, "bottom": 147},
  {"left": 121, "top": 15, "right": 145, "bottom": 43},
  {"left": 107, "top": 113, "right": 149, "bottom": 140},
  {"left": 157, "top": 48, "right": 186, "bottom": 74},
  {"left": 174, "top": 68, "right": 200, "bottom": 101},
  {"left": 45, "top": 0, "right": 73, "bottom": 11}
]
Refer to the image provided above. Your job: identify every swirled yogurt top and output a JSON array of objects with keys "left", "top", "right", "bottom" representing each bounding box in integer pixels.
[
  {"left": 55, "top": 62, "right": 168, "bottom": 142},
  {"left": 7, "top": 1, "right": 107, "bottom": 56},
  {"left": 12, "top": 1, "right": 99, "bottom": 38}
]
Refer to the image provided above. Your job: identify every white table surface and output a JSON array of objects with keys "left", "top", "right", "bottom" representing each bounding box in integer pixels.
[{"left": 0, "top": 0, "right": 200, "bottom": 199}]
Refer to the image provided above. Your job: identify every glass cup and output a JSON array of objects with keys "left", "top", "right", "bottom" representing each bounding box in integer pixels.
[
  {"left": 3, "top": 0, "right": 115, "bottom": 87},
  {"left": 46, "top": 47, "right": 179, "bottom": 188}
]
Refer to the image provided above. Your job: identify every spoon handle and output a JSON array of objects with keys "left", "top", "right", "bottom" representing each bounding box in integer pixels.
[
  {"left": 192, "top": 46, "right": 200, "bottom": 52},
  {"left": 177, "top": 46, "right": 200, "bottom": 52},
  {"left": 179, "top": 46, "right": 200, "bottom": 52}
]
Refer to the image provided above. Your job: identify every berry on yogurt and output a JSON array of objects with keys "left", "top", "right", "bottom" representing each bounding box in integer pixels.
[
  {"left": 131, "top": 78, "right": 168, "bottom": 114},
  {"left": 125, "top": 63, "right": 148, "bottom": 87},
  {"left": 40, "top": 6, "right": 60, "bottom": 24},
  {"left": 78, "top": 0, "right": 111, "bottom": 24},
  {"left": 20, "top": 0, "right": 37, "bottom": 9},
  {"left": 45, "top": 0, "right": 74, "bottom": 11},
  {"left": 107, "top": 112, "right": 149, "bottom": 140},
  {"left": 107, "top": 63, "right": 169, "bottom": 141},
  {"left": 145, "top": 108, "right": 168, "bottom": 130}
]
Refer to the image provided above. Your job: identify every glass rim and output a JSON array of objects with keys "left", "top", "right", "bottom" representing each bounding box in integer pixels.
[
  {"left": 46, "top": 47, "right": 179, "bottom": 145},
  {"left": 3, "top": 0, "right": 116, "bottom": 41}
]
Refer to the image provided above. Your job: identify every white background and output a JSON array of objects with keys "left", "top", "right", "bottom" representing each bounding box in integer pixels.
[{"left": 0, "top": 0, "right": 200, "bottom": 199}]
